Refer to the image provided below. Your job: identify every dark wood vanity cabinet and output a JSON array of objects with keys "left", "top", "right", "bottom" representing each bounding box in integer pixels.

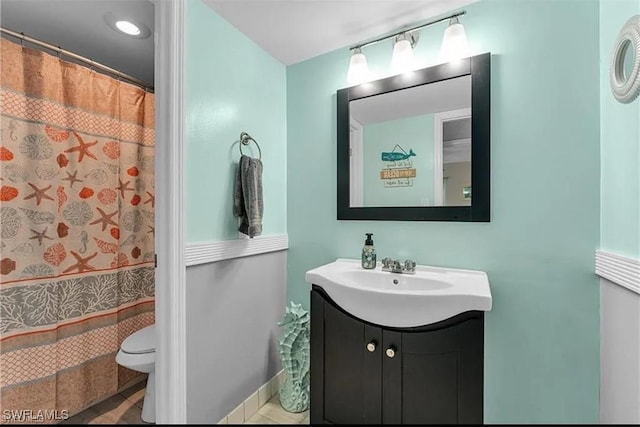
[{"left": 310, "top": 286, "right": 484, "bottom": 425}]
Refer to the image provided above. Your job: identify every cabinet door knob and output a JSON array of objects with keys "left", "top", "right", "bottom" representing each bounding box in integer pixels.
[
  {"left": 366, "top": 342, "right": 376, "bottom": 352},
  {"left": 386, "top": 347, "right": 396, "bottom": 358}
]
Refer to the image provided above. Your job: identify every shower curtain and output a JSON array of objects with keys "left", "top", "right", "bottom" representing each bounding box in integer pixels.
[{"left": 0, "top": 38, "right": 155, "bottom": 420}]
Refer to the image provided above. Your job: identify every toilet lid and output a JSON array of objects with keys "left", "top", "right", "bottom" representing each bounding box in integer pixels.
[{"left": 121, "top": 325, "right": 155, "bottom": 354}]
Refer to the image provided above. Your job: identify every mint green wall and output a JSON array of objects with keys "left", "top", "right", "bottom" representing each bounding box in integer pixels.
[
  {"left": 363, "top": 115, "right": 434, "bottom": 206},
  {"left": 287, "top": 0, "right": 600, "bottom": 423},
  {"left": 186, "top": 0, "right": 286, "bottom": 243},
  {"left": 600, "top": 0, "right": 640, "bottom": 257}
]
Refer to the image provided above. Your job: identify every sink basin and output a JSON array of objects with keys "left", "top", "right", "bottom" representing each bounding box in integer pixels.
[{"left": 305, "top": 259, "right": 492, "bottom": 328}]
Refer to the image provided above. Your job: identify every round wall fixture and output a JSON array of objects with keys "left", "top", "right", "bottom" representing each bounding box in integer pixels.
[
  {"left": 610, "top": 15, "right": 640, "bottom": 103},
  {"left": 104, "top": 12, "right": 151, "bottom": 39}
]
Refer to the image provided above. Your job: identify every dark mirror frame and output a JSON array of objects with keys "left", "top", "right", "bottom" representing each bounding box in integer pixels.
[{"left": 337, "top": 53, "right": 491, "bottom": 221}]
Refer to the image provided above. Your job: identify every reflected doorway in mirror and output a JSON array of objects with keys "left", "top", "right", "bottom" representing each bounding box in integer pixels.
[{"left": 434, "top": 108, "right": 472, "bottom": 207}]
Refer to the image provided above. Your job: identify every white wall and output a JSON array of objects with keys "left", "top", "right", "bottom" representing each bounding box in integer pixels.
[{"left": 600, "top": 278, "right": 640, "bottom": 423}]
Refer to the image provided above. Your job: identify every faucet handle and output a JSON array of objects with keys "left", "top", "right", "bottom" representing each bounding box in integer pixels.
[
  {"left": 381, "top": 257, "right": 393, "bottom": 269},
  {"left": 403, "top": 260, "right": 416, "bottom": 272}
]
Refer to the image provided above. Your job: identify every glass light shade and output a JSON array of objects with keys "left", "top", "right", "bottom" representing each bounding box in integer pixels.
[
  {"left": 391, "top": 38, "right": 415, "bottom": 74},
  {"left": 439, "top": 18, "right": 470, "bottom": 62},
  {"left": 347, "top": 50, "right": 370, "bottom": 85}
]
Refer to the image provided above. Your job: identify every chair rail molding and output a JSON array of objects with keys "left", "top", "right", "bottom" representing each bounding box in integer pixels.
[
  {"left": 186, "top": 235, "right": 289, "bottom": 266},
  {"left": 595, "top": 249, "right": 640, "bottom": 295}
]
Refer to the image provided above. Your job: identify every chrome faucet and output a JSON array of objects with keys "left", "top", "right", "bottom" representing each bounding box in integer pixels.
[{"left": 381, "top": 257, "right": 416, "bottom": 274}]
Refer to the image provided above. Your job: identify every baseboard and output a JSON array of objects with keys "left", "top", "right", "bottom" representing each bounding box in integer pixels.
[{"left": 217, "top": 369, "right": 286, "bottom": 424}]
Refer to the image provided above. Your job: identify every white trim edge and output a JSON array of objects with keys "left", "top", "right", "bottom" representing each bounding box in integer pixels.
[
  {"left": 186, "top": 235, "right": 289, "bottom": 267},
  {"left": 153, "top": 0, "right": 187, "bottom": 423},
  {"left": 595, "top": 250, "right": 640, "bottom": 295},
  {"left": 349, "top": 119, "right": 364, "bottom": 208}
]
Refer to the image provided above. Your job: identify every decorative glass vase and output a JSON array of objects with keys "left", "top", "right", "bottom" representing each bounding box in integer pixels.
[{"left": 277, "top": 301, "right": 310, "bottom": 413}]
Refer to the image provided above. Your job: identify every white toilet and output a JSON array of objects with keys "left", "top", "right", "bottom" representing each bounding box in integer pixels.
[{"left": 116, "top": 324, "right": 156, "bottom": 423}]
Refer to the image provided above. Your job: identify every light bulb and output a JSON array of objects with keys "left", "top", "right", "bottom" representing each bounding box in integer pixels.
[
  {"left": 347, "top": 48, "right": 370, "bottom": 85},
  {"left": 439, "top": 17, "right": 470, "bottom": 63},
  {"left": 115, "top": 20, "right": 141, "bottom": 36},
  {"left": 391, "top": 34, "right": 415, "bottom": 74},
  {"left": 104, "top": 13, "right": 151, "bottom": 39}
]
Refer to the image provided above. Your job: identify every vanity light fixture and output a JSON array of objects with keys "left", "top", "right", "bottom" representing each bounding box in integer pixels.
[
  {"left": 390, "top": 32, "right": 417, "bottom": 74},
  {"left": 347, "top": 48, "right": 371, "bottom": 85},
  {"left": 346, "top": 10, "right": 469, "bottom": 85},
  {"left": 439, "top": 17, "right": 470, "bottom": 63}
]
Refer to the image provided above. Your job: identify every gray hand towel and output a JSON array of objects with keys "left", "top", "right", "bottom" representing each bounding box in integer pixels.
[{"left": 233, "top": 155, "right": 263, "bottom": 238}]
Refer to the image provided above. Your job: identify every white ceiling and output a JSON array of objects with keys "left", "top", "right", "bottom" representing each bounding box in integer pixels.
[
  {"left": 203, "top": 0, "right": 478, "bottom": 65},
  {"left": 0, "top": 0, "right": 476, "bottom": 86},
  {"left": 350, "top": 75, "right": 470, "bottom": 125},
  {"left": 0, "top": 0, "right": 154, "bottom": 85}
]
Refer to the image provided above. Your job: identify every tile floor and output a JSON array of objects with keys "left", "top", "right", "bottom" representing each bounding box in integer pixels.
[
  {"left": 62, "top": 379, "right": 148, "bottom": 424},
  {"left": 243, "top": 394, "right": 309, "bottom": 425},
  {"left": 62, "top": 380, "right": 308, "bottom": 425}
]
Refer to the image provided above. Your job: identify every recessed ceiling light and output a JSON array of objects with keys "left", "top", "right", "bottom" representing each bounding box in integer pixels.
[
  {"left": 115, "top": 20, "right": 141, "bottom": 36},
  {"left": 104, "top": 12, "right": 151, "bottom": 39}
]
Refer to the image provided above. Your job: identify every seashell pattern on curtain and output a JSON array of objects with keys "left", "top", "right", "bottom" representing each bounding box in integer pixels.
[{"left": 0, "top": 38, "right": 154, "bottom": 421}]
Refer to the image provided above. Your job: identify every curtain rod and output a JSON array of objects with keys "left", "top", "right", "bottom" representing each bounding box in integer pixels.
[
  {"left": 351, "top": 10, "right": 466, "bottom": 51},
  {"left": 0, "top": 27, "right": 154, "bottom": 92}
]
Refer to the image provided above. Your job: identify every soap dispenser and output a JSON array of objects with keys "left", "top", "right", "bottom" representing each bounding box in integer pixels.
[{"left": 361, "top": 233, "right": 377, "bottom": 269}]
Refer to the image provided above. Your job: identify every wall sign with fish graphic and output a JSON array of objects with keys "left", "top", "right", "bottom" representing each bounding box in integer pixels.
[{"left": 380, "top": 144, "right": 417, "bottom": 188}]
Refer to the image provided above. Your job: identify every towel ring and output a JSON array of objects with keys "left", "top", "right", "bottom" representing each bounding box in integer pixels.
[{"left": 239, "top": 132, "right": 262, "bottom": 160}]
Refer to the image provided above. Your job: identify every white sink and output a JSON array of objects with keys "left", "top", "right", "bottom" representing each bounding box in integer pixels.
[{"left": 305, "top": 259, "right": 492, "bottom": 328}]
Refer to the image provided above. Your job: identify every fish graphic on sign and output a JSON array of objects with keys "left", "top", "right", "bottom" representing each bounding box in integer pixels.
[
  {"left": 381, "top": 146, "right": 416, "bottom": 161},
  {"left": 380, "top": 144, "right": 417, "bottom": 187}
]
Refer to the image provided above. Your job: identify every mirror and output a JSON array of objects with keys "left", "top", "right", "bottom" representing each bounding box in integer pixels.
[
  {"left": 337, "top": 53, "right": 491, "bottom": 221},
  {"left": 622, "top": 40, "right": 633, "bottom": 81},
  {"left": 609, "top": 15, "right": 640, "bottom": 104},
  {"left": 349, "top": 75, "right": 471, "bottom": 208}
]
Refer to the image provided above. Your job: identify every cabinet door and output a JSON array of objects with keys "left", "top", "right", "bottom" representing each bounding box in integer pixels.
[
  {"left": 383, "top": 316, "right": 484, "bottom": 424},
  {"left": 311, "top": 289, "right": 382, "bottom": 424}
]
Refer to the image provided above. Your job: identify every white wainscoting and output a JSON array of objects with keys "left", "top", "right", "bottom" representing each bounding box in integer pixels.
[
  {"left": 185, "top": 235, "right": 289, "bottom": 266},
  {"left": 598, "top": 249, "right": 640, "bottom": 423},
  {"left": 595, "top": 249, "right": 640, "bottom": 295}
]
